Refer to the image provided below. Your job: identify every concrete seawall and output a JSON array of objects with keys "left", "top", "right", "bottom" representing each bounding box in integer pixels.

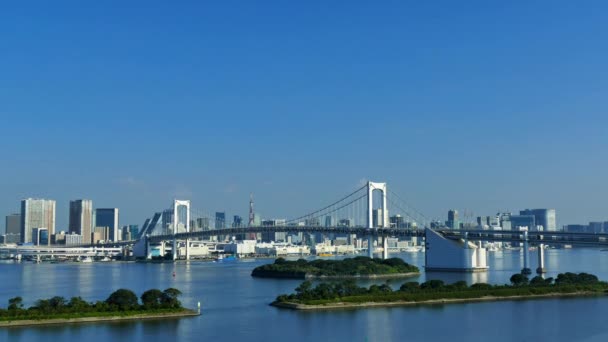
[{"left": 0, "top": 309, "right": 200, "bottom": 328}]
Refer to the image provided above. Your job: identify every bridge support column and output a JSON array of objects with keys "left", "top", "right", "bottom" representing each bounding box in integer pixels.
[
  {"left": 172, "top": 237, "right": 177, "bottom": 261},
  {"left": 367, "top": 236, "right": 374, "bottom": 258},
  {"left": 382, "top": 236, "right": 389, "bottom": 260},
  {"left": 536, "top": 244, "right": 546, "bottom": 274},
  {"left": 185, "top": 238, "right": 190, "bottom": 261},
  {"left": 145, "top": 235, "right": 151, "bottom": 260},
  {"left": 522, "top": 231, "right": 529, "bottom": 272}
]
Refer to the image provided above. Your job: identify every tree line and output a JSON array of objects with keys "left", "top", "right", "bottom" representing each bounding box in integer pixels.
[
  {"left": 1, "top": 288, "right": 183, "bottom": 319},
  {"left": 253, "top": 256, "right": 420, "bottom": 278},
  {"left": 275, "top": 272, "right": 607, "bottom": 304}
]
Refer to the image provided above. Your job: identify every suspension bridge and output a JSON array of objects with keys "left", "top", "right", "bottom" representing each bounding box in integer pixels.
[{"left": 121, "top": 181, "right": 608, "bottom": 274}]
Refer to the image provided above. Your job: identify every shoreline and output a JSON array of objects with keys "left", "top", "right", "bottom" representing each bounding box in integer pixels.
[
  {"left": 0, "top": 309, "right": 200, "bottom": 328},
  {"left": 304, "top": 272, "right": 420, "bottom": 280},
  {"left": 271, "top": 291, "right": 606, "bottom": 311}
]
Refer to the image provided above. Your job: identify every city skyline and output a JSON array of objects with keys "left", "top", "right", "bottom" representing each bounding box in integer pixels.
[
  {"left": 4, "top": 191, "right": 606, "bottom": 234},
  {"left": 2, "top": 2, "right": 608, "bottom": 229}
]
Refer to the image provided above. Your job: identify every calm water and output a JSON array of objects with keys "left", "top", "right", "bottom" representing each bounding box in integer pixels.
[{"left": 1, "top": 249, "right": 608, "bottom": 342}]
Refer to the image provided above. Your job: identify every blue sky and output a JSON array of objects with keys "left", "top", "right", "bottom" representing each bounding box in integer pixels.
[{"left": 1, "top": 1, "right": 607, "bottom": 229}]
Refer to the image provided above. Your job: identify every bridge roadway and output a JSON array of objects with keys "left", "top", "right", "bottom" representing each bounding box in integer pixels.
[
  {"left": 146, "top": 226, "right": 424, "bottom": 244},
  {"left": 0, "top": 245, "right": 123, "bottom": 256},
  {"left": 70, "top": 227, "right": 608, "bottom": 248},
  {"left": 143, "top": 226, "right": 608, "bottom": 247}
]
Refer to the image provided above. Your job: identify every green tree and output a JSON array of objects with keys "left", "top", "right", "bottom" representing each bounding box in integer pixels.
[
  {"left": 8, "top": 297, "right": 23, "bottom": 311},
  {"left": 400, "top": 282, "right": 420, "bottom": 292},
  {"left": 49, "top": 296, "right": 67, "bottom": 310},
  {"left": 530, "top": 276, "right": 547, "bottom": 286},
  {"left": 452, "top": 281, "right": 468, "bottom": 289},
  {"left": 141, "top": 289, "right": 164, "bottom": 309},
  {"left": 106, "top": 289, "right": 139, "bottom": 311},
  {"left": 510, "top": 273, "right": 529, "bottom": 286},
  {"left": 295, "top": 281, "right": 313, "bottom": 299},
  {"left": 161, "top": 288, "right": 183, "bottom": 308},
  {"left": 420, "top": 280, "right": 445, "bottom": 290},
  {"left": 68, "top": 296, "right": 90, "bottom": 311}
]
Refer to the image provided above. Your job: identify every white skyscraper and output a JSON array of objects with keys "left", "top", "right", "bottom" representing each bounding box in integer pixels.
[{"left": 21, "top": 198, "right": 56, "bottom": 245}]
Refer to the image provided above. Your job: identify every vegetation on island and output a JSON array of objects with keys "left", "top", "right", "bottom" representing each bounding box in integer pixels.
[
  {"left": 273, "top": 272, "right": 608, "bottom": 307},
  {"left": 0, "top": 288, "right": 188, "bottom": 322},
  {"left": 252, "top": 257, "right": 420, "bottom": 279}
]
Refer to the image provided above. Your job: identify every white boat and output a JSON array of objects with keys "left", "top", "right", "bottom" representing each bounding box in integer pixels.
[
  {"left": 402, "top": 246, "right": 422, "bottom": 253},
  {"left": 79, "top": 257, "right": 93, "bottom": 263}
]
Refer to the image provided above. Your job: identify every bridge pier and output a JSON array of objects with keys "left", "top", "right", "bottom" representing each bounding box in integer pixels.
[
  {"left": 382, "top": 236, "right": 389, "bottom": 260},
  {"left": 172, "top": 237, "right": 177, "bottom": 261},
  {"left": 185, "top": 238, "right": 190, "bottom": 261},
  {"left": 536, "top": 243, "right": 546, "bottom": 274},
  {"left": 367, "top": 236, "right": 374, "bottom": 258},
  {"left": 522, "top": 231, "right": 529, "bottom": 272},
  {"left": 145, "top": 235, "right": 151, "bottom": 260}
]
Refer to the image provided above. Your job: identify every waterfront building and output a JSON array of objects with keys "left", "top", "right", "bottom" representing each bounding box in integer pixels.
[
  {"left": 1, "top": 234, "right": 20, "bottom": 244},
  {"left": 95, "top": 208, "right": 119, "bottom": 242},
  {"left": 476, "top": 216, "right": 491, "bottom": 228},
  {"left": 510, "top": 215, "right": 536, "bottom": 230},
  {"left": 447, "top": 209, "right": 459, "bottom": 229},
  {"left": 5, "top": 213, "right": 20, "bottom": 236},
  {"left": 519, "top": 209, "right": 557, "bottom": 231},
  {"left": 588, "top": 222, "right": 603, "bottom": 234},
  {"left": 215, "top": 212, "right": 226, "bottom": 229},
  {"left": 32, "top": 228, "right": 49, "bottom": 246},
  {"left": 338, "top": 218, "right": 352, "bottom": 227},
  {"left": 372, "top": 209, "right": 384, "bottom": 228},
  {"left": 53, "top": 231, "right": 66, "bottom": 244},
  {"left": 21, "top": 198, "right": 56, "bottom": 244},
  {"left": 129, "top": 225, "right": 139, "bottom": 238},
  {"left": 92, "top": 226, "right": 110, "bottom": 243},
  {"left": 65, "top": 233, "right": 84, "bottom": 246},
  {"left": 564, "top": 224, "right": 588, "bottom": 233},
  {"left": 233, "top": 215, "right": 243, "bottom": 228},
  {"left": 69, "top": 199, "right": 93, "bottom": 244}
]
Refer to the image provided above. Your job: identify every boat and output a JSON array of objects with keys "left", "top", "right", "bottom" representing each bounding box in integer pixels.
[
  {"left": 79, "top": 257, "right": 93, "bottom": 263},
  {"left": 402, "top": 246, "right": 422, "bottom": 253},
  {"left": 317, "top": 253, "right": 333, "bottom": 257}
]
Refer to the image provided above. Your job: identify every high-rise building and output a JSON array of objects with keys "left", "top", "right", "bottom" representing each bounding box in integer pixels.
[
  {"left": 519, "top": 209, "right": 557, "bottom": 231},
  {"left": 95, "top": 208, "right": 119, "bottom": 242},
  {"left": 32, "top": 228, "right": 49, "bottom": 245},
  {"left": 215, "top": 212, "right": 226, "bottom": 229},
  {"left": 69, "top": 199, "right": 93, "bottom": 244},
  {"left": 324, "top": 216, "right": 333, "bottom": 227},
  {"left": 390, "top": 215, "right": 405, "bottom": 228},
  {"left": 233, "top": 215, "right": 243, "bottom": 228},
  {"left": 21, "top": 198, "right": 56, "bottom": 244},
  {"left": 372, "top": 209, "right": 384, "bottom": 228},
  {"left": 588, "top": 222, "right": 603, "bottom": 234},
  {"left": 5, "top": 213, "right": 21, "bottom": 235},
  {"left": 510, "top": 215, "right": 536, "bottom": 230},
  {"left": 447, "top": 210, "right": 459, "bottom": 229}
]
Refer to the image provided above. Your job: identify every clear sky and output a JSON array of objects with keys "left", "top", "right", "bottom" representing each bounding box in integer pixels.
[{"left": 1, "top": 1, "right": 607, "bottom": 230}]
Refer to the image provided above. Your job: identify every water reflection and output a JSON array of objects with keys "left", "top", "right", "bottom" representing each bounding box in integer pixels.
[{"left": 1, "top": 249, "right": 608, "bottom": 342}]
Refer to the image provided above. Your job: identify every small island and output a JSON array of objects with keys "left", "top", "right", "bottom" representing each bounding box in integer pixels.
[
  {"left": 271, "top": 272, "right": 608, "bottom": 310},
  {"left": 251, "top": 256, "right": 420, "bottom": 280},
  {"left": 0, "top": 288, "right": 199, "bottom": 327}
]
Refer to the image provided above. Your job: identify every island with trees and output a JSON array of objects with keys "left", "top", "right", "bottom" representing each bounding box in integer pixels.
[
  {"left": 271, "top": 272, "right": 608, "bottom": 310},
  {"left": 251, "top": 257, "right": 420, "bottom": 279},
  {"left": 0, "top": 288, "right": 199, "bottom": 327}
]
